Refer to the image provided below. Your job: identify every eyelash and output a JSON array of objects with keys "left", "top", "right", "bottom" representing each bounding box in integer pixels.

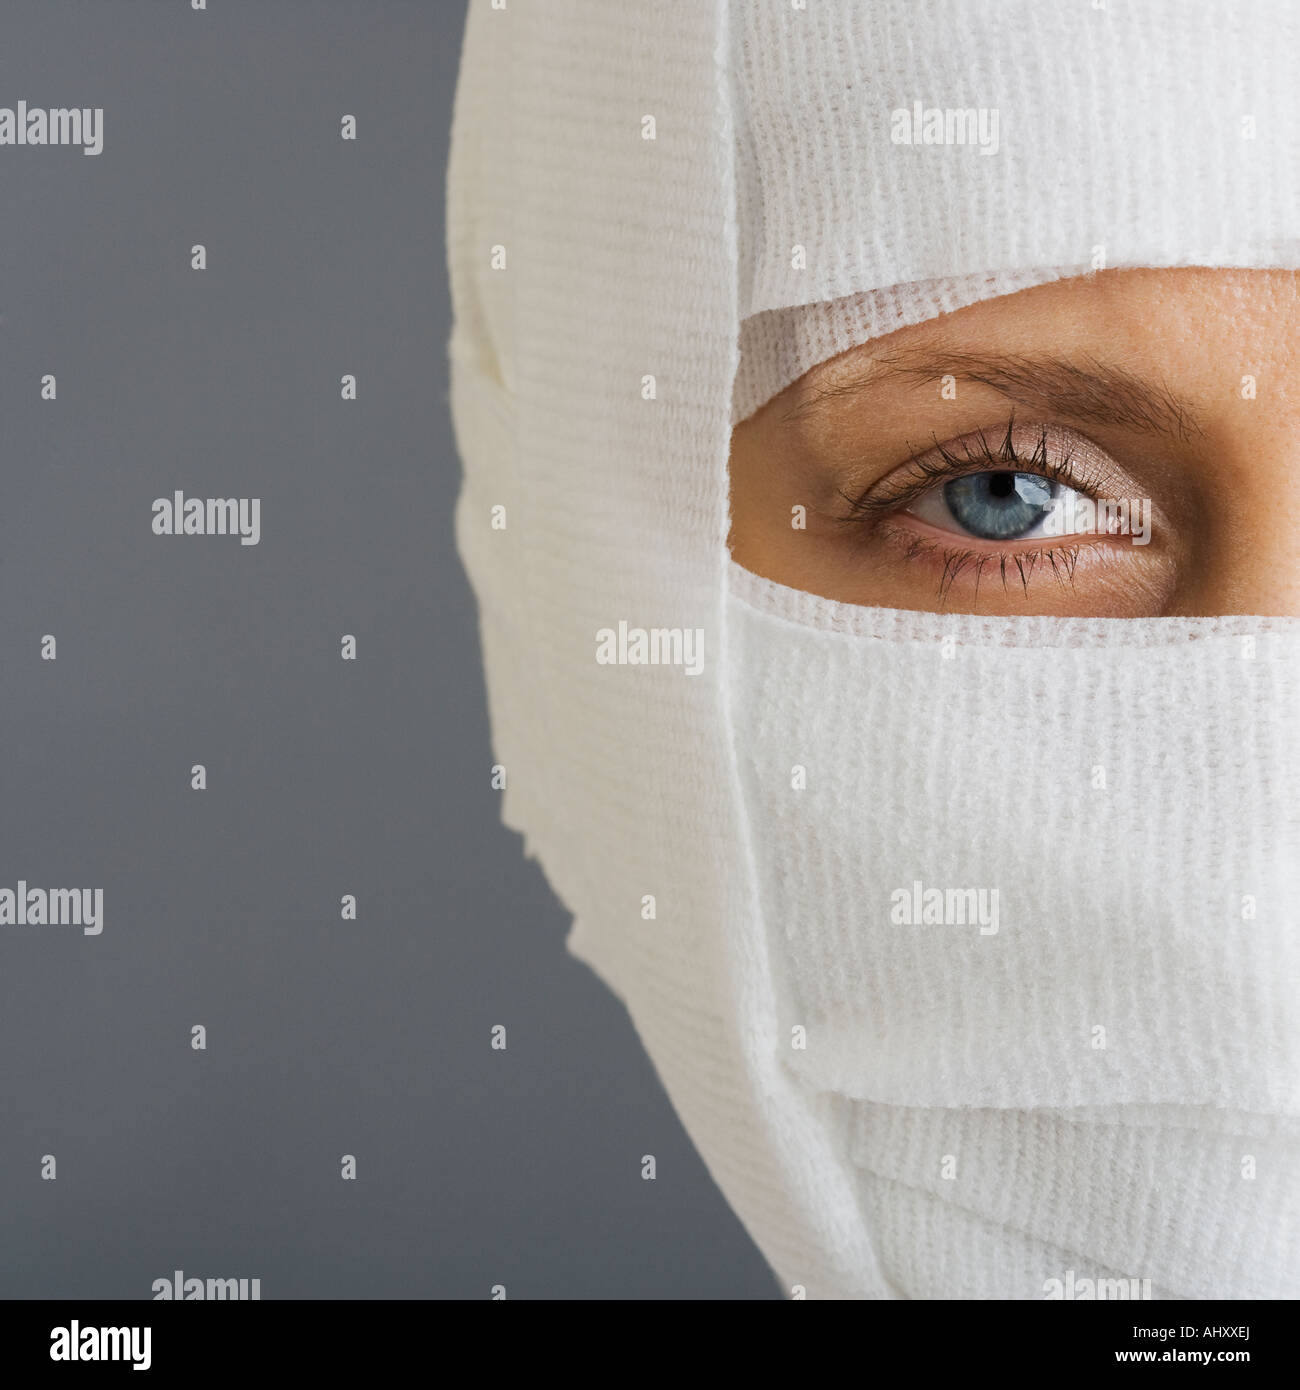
[
  {"left": 890, "top": 531, "right": 1086, "bottom": 602},
  {"left": 836, "top": 414, "right": 1104, "bottom": 522},
  {"left": 834, "top": 415, "right": 1103, "bottom": 601}
]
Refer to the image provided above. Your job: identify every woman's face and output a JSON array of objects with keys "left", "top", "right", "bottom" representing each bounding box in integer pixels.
[{"left": 728, "top": 267, "right": 1300, "bottom": 617}]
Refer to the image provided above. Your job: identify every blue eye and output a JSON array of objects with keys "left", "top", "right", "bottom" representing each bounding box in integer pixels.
[
  {"left": 906, "top": 469, "right": 1078, "bottom": 542},
  {"left": 944, "top": 471, "right": 1057, "bottom": 539}
]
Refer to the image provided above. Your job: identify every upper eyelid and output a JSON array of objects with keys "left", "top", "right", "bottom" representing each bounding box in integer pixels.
[{"left": 835, "top": 418, "right": 1108, "bottom": 524}]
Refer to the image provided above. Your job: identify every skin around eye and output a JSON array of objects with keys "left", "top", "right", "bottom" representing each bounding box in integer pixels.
[
  {"left": 813, "top": 419, "right": 1176, "bottom": 613},
  {"left": 727, "top": 268, "right": 1300, "bottom": 618},
  {"left": 727, "top": 412, "right": 1183, "bottom": 616}
]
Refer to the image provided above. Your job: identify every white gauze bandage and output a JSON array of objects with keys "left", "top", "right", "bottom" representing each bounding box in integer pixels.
[
  {"left": 725, "top": 560, "right": 1300, "bottom": 1298},
  {"left": 447, "top": 0, "right": 1300, "bottom": 1297}
]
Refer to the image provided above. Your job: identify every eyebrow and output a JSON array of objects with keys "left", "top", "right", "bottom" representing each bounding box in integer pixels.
[{"left": 781, "top": 347, "right": 1205, "bottom": 442}]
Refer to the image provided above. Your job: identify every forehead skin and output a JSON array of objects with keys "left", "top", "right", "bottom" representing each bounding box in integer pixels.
[{"left": 781, "top": 268, "right": 1298, "bottom": 453}]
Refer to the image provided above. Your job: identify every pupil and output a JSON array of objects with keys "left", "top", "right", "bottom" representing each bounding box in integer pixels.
[{"left": 987, "top": 471, "right": 1015, "bottom": 498}]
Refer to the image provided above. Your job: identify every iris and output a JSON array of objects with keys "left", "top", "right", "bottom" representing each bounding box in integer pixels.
[{"left": 943, "top": 471, "right": 1058, "bottom": 540}]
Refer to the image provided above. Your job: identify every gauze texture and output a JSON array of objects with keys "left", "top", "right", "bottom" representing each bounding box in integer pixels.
[
  {"left": 725, "top": 560, "right": 1300, "bottom": 1298},
  {"left": 730, "top": 0, "right": 1300, "bottom": 420},
  {"left": 447, "top": 0, "right": 1300, "bottom": 1297}
]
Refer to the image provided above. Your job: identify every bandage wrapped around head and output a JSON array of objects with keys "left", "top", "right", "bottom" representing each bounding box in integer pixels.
[{"left": 447, "top": 0, "right": 1300, "bottom": 1297}]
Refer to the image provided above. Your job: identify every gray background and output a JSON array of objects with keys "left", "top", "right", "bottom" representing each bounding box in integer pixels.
[{"left": 0, "top": 0, "right": 774, "bottom": 1299}]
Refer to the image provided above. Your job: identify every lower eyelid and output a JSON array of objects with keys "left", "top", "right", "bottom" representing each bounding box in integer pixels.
[
  {"left": 884, "top": 512, "right": 1120, "bottom": 551},
  {"left": 874, "top": 519, "right": 1128, "bottom": 598}
]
